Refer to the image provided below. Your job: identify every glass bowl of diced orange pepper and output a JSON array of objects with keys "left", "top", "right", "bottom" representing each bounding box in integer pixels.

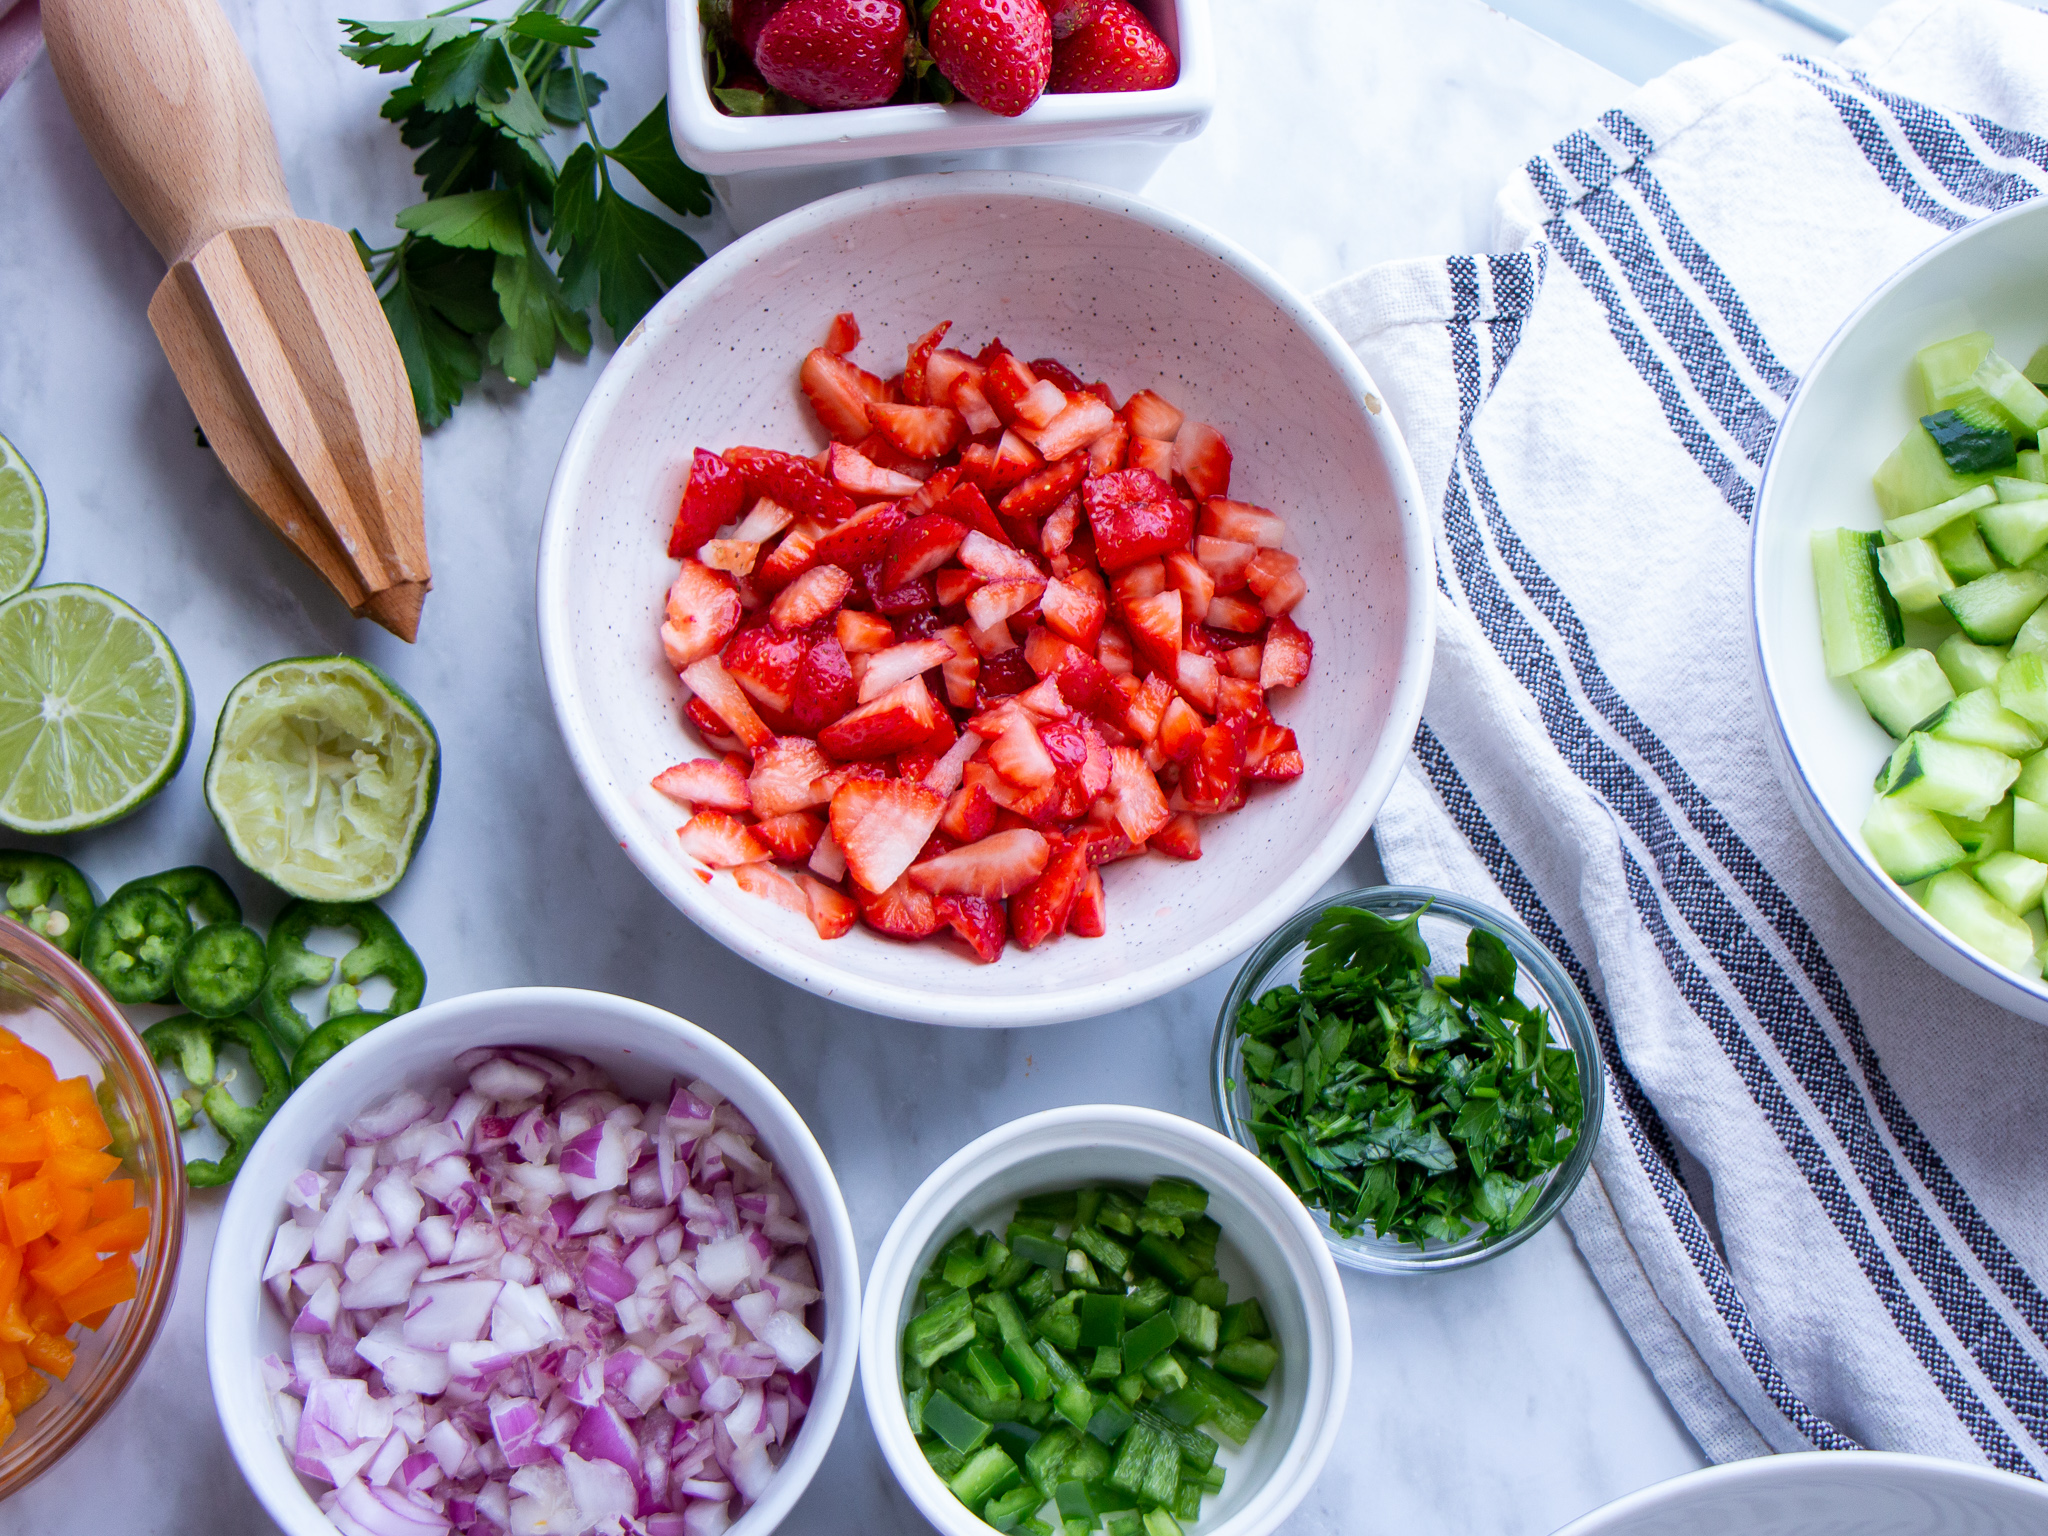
[{"left": 0, "top": 916, "right": 184, "bottom": 1498}]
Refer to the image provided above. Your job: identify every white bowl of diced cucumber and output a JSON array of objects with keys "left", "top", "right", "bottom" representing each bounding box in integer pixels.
[{"left": 1755, "top": 196, "right": 2048, "bottom": 1021}]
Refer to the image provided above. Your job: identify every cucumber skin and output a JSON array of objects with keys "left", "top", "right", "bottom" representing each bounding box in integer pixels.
[
  {"left": 1940, "top": 569, "right": 2048, "bottom": 644},
  {"left": 1886, "top": 733, "right": 2022, "bottom": 821},
  {"left": 1814, "top": 529, "right": 1904, "bottom": 677},
  {"left": 1862, "top": 797, "right": 1966, "bottom": 884}
]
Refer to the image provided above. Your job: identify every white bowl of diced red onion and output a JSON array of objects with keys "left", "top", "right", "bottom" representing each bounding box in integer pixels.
[{"left": 206, "top": 988, "right": 859, "bottom": 1536}]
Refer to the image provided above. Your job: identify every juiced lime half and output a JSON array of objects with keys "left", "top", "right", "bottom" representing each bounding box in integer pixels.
[
  {"left": 0, "top": 433, "right": 48, "bottom": 602},
  {"left": 0, "top": 583, "right": 192, "bottom": 833},
  {"left": 205, "top": 655, "right": 439, "bottom": 900}
]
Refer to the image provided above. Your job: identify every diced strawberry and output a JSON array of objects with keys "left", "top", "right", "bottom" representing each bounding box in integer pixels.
[
  {"left": 1016, "top": 379, "right": 1068, "bottom": 429},
  {"left": 925, "top": 348, "right": 980, "bottom": 408},
  {"left": 949, "top": 373, "right": 1002, "bottom": 435},
  {"left": 858, "top": 638, "right": 954, "bottom": 702},
  {"left": 959, "top": 530, "right": 1043, "bottom": 582},
  {"left": 956, "top": 441, "right": 1001, "bottom": 488},
  {"left": 1182, "top": 714, "right": 1246, "bottom": 814},
  {"left": 662, "top": 560, "right": 743, "bottom": 670},
  {"left": 1127, "top": 435, "right": 1174, "bottom": 480},
  {"left": 1157, "top": 695, "right": 1203, "bottom": 763},
  {"left": 975, "top": 647, "right": 1035, "bottom": 701},
  {"left": 868, "top": 401, "right": 968, "bottom": 460},
  {"left": 896, "top": 464, "right": 962, "bottom": 520},
  {"left": 942, "top": 653, "right": 980, "bottom": 709},
  {"left": 1216, "top": 675, "right": 1263, "bottom": 717},
  {"left": 1097, "top": 622, "right": 1135, "bottom": 676},
  {"left": 988, "top": 430, "right": 1044, "bottom": 493},
  {"left": 670, "top": 449, "right": 750, "bottom": 558},
  {"left": 966, "top": 578, "right": 1046, "bottom": 631},
  {"left": 903, "top": 320, "right": 952, "bottom": 403},
  {"left": 823, "top": 312, "right": 861, "bottom": 354},
  {"left": 1043, "top": 646, "right": 1117, "bottom": 720},
  {"left": 1172, "top": 422, "right": 1232, "bottom": 501},
  {"left": 755, "top": 810, "right": 826, "bottom": 862},
  {"left": 684, "top": 697, "right": 745, "bottom": 754},
  {"left": 1109, "top": 559, "right": 1164, "bottom": 607},
  {"left": 699, "top": 539, "right": 762, "bottom": 576},
  {"left": 1163, "top": 549, "right": 1215, "bottom": 620},
  {"left": 855, "top": 875, "right": 942, "bottom": 939},
  {"left": 1041, "top": 494, "right": 1080, "bottom": 557},
  {"left": 1083, "top": 469, "right": 1193, "bottom": 572},
  {"left": 800, "top": 349, "right": 886, "bottom": 443},
  {"left": 1122, "top": 590, "right": 1183, "bottom": 675},
  {"left": 983, "top": 351, "right": 1040, "bottom": 424},
  {"left": 678, "top": 811, "right": 770, "bottom": 868},
  {"left": 1195, "top": 535, "right": 1256, "bottom": 593},
  {"left": 940, "top": 781, "right": 998, "bottom": 843},
  {"left": 748, "top": 736, "right": 833, "bottom": 816},
  {"left": 934, "top": 894, "right": 1007, "bottom": 963},
  {"left": 1248, "top": 625, "right": 1306, "bottom": 701},
  {"left": 681, "top": 657, "right": 774, "bottom": 751},
  {"left": 1175, "top": 649, "right": 1220, "bottom": 713},
  {"left": 1201, "top": 498, "right": 1287, "bottom": 548},
  {"left": 935, "top": 568, "right": 984, "bottom": 608},
  {"left": 882, "top": 514, "right": 968, "bottom": 589},
  {"left": 909, "top": 828, "right": 1051, "bottom": 897},
  {"left": 1011, "top": 675, "right": 1071, "bottom": 722},
  {"left": 722, "top": 624, "right": 808, "bottom": 714},
  {"left": 727, "top": 447, "right": 859, "bottom": 524},
  {"left": 653, "top": 757, "right": 753, "bottom": 813},
  {"left": 1123, "top": 390, "right": 1184, "bottom": 443},
  {"left": 799, "top": 873, "right": 858, "bottom": 938},
  {"left": 1010, "top": 835, "right": 1088, "bottom": 948},
  {"left": 1030, "top": 357, "right": 1085, "bottom": 393},
  {"left": 985, "top": 711, "right": 1057, "bottom": 787},
  {"left": 733, "top": 862, "right": 810, "bottom": 920},
  {"left": 770, "top": 563, "right": 854, "bottom": 631},
  {"left": 1245, "top": 720, "right": 1304, "bottom": 782},
  {"left": 969, "top": 616, "right": 1018, "bottom": 659},
  {"left": 1067, "top": 869, "right": 1106, "bottom": 938},
  {"left": 1123, "top": 674, "right": 1175, "bottom": 742},
  {"left": 1245, "top": 548, "right": 1306, "bottom": 616},
  {"left": 811, "top": 502, "right": 905, "bottom": 569},
  {"left": 1105, "top": 746, "right": 1172, "bottom": 842},
  {"left": 731, "top": 497, "right": 797, "bottom": 545},
  {"left": 1204, "top": 594, "right": 1265, "bottom": 633},
  {"left": 831, "top": 778, "right": 946, "bottom": 893},
  {"left": 1151, "top": 811, "right": 1202, "bottom": 860},
  {"left": 931, "top": 482, "right": 1011, "bottom": 547},
  {"left": 1223, "top": 644, "right": 1262, "bottom": 681},
  {"left": 860, "top": 561, "right": 938, "bottom": 615},
  {"left": 998, "top": 454, "right": 1088, "bottom": 520},
  {"left": 1039, "top": 565, "right": 1109, "bottom": 649},
  {"left": 1087, "top": 417, "right": 1129, "bottom": 477},
  {"left": 818, "top": 675, "right": 941, "bottom": 760},
  {"left": 836, "top": 609, "right": 895, "bottom": 654},
  {"left": 827, "top": 442, "right": 923, "bottom": 498},
  {"left": 754, "top": 518, "right": 824, "bottom": 593},
  {"left": 1028, "top": 395, "right": 1117, "bottom": 461}
]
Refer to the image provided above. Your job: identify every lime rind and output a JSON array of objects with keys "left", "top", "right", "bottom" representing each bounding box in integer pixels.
[
  {"left": 0, "top": 583, "right": 193, "bottom": 834},
  {"left": 204, "top": 655, "right": 440, "bottom": 900},
  {"left": 0, "top": 433, "right": 48, "bottom": 603}
]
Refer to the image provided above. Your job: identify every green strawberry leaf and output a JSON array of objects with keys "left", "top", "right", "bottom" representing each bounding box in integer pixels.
[
  {"left": 606, "top": 98, "right": 713, "bottom": 221},
  {"left": 713, "top": 87, "right": 772, "bottom": 116},
  {"left": 395, "top": 190, "right": 528, "bottom": 256}
]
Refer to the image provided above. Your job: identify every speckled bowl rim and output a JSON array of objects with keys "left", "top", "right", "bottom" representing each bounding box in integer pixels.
[{"left": 536, "top": 170, "right": 1436, "bottom": 1027}]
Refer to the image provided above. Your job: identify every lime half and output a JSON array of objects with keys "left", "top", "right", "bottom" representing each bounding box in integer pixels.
[
  {"left": 0, "top": 434, "right": 48, "bottom": 602},
  {"left": 205, "top": 656, "right": 439, "bottom": 900},
  {"left": 0, "top": 584, "right": 192, "bottom": 833}
]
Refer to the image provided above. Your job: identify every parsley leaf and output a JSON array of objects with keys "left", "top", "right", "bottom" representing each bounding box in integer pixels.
[
  {"left": 552, "top": 143, "right": 706, "bottom": 339},
  {"left": 607, "top": 99, "right": 714, "bottom": 221}
]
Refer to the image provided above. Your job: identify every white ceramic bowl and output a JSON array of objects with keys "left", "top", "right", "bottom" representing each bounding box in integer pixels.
[
  {"left": 1754, "top": 197, "right": 2048, "bottom": 1022},
  {"left": 859, "top": 1105, "right": 1351, "bottom": 1536},
  {"left": 206, "top": 987, "right": 860, "bottom": 1536},
  {"left": 537, "top": 171, "right": 1435, "bottom": 1028},
  {"left": 666, "top": 0, "right": 1214, "bottom": 231},
  {"left": 1551, "top": 1449, "right": 2048, "bottom": 1535}
]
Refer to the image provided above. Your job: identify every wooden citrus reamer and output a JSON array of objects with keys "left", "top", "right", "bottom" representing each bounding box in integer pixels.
[{"left": 43, "top": 0, "right": 431, "bottom": 640}]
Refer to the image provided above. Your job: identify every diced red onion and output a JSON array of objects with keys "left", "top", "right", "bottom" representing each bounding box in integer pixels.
[{"left": 351, "top": 1089, "right": 432, "bottom": 1143}]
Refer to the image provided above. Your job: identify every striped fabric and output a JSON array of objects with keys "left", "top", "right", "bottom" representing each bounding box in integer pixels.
[{"left": 1315, "top": 0, "right": 2048, "bottom": 1473}]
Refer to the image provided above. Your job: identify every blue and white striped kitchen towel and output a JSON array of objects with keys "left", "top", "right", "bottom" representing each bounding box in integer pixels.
[{"left": 1315, "top": 0, "right": 2048, "bottom": 1475}]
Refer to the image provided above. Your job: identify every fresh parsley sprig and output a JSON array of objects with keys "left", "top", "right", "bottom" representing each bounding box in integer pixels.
[
  {"left": 343, "top": 0, "right": 713, "bottom": 426},
  {"left": 1232, "top": 905, "right": 1584, "bottom": 1247}
]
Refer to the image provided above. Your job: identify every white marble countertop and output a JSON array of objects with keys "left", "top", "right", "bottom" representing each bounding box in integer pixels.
[{"left": 0, "top": 1, "right": 1710, "bottom": 1529}]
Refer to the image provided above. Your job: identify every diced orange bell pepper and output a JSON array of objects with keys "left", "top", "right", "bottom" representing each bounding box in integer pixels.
[
  {"left": 21, "top": 1285, "right": 64, "bottom": 1337},
  {"left": 56, "top": 1258, "right": 134, "bottom": 1326},
  {"left": 46, "top": 1186, "right": 90, "bottom": 1240},
  {"left": 29, "top": 1237, "right": 102, "bottom": 1297},
  {"left": 90, "top": 1179, "right": 134, "bottom": 1221},
  {"left": 22, "top": 1327, "right": 73, "bottom": 1379},
  {"left": 31, "top": 1078, "right": 109, "bottom": 1151},
  {"left": 78, "top": 1206, "right": 150, "bottom": 1255},
  {"left": 6, "top": 1366, "right": 49, "bottom": 1412},
  {"left": 0, "top": 1295, "right": 30, "bottom": 1344},
  {"left": 0, "top": 1244, "right": 16, "bottom": 1311},
  {"left": 0, "top": 1341, "right": 21, "bottom": 1375},
  {"left": 77, "top": 1307, "right": 113, "bottom": 1331},
  {"left": 0, "top": 1123, "right": 41, "bottom": 1163},
  {"left": 0, "top": 1395, "right": 15, "bottom": 1441},
  {"left": 1, "top": 1177, "right": 57, "bottom": 1246},
  {"left": 41, "top": 1147, "right": 119, "bottom": 1189},
  {"left": 0, "top": 1036, "right": 55, "bottom": 1096},
  {"left": 0, "top": 1090, "right": 24, "bottom": 1125}
]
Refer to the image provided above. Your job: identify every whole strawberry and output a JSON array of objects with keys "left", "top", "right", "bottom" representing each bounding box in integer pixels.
[
  {"left": 730, "top": 0, "right": 790, "bottom": 54},
  {"left": 754, "top": 0, "right": 909, "bottom": 109},
  {"left": 1049, "top": 0, "right": 1177, "bottom": 93},
  {"left": 1043, "top": 0, "right": 1097, "bottom": 39},
  {"left": 929, "top": 0, "right": 1051, "bottom": 118}
]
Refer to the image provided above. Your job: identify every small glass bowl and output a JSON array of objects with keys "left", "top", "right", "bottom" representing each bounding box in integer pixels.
[
  {"left": 0, "top": 918, "right": 185, "bottom": 1498},
  {"left": 1210, "top": 886, "right": 1604, "bottom": 1274}
]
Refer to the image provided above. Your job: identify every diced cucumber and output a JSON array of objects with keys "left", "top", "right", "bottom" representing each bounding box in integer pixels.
[
  {"left": 1918, "top": 331, "right": 1994, "bottom": 411},
  {"left": 1861, "top": 798, "right": 1965, "bottom": 883},
  {"left": 1884, "top": 482, "right": 1996, "bottom": 542},
  {"left": 1814, "top": 529, "right": 1905, "bottom": 676},
  {"left": 2010, "top": 604, "right": 2048, "bottom": 662},
  {"left": 1925, "top": 687, "right": 2045, "bottom": 755},
  {"left": 1884, "top": 732, "right": 2023, "bottom": 819},
  {"left": 1936, "top": 633, "right": 2009, "bottom": 692},
  {"left": 2001, "top": 654, "right": 2048, "bottom": 729},
  {"left": 1966, "top": 348, "right": 2048, "bottom": 434},
  {"left": 1875, "top": 422, "right": 1998, "bottom": 518},
  {"left": 1923, "top": 410, "right": 2017, "bottom": 475},
  {"left": 1876, "top": 538, "right": 1956, "bottom": 614},
  {"left": 1976, "top": 850, "right": 2048, "bottom": 912},
  {"left": 1922, "top": 869, "right": 2038, "bottom": 972},
  {"left": 2017, "top": 751, "right": 2048, "bottom": 803},
  {"left": 2015, "top": 795, "right": 2048, "bottom": 860},
  {"left": 1850, "top": 647, "right": 1954, "bottom": 736},
  {"left": 1979, "top": 490, "right": 2048, "bottom": 565},
  {"left": 1941, "top": 569, "right": 2048, "bottom": 643},
  {"left": 2022, "top": 449, "right": 2048, "bottom": 483},
  {"left": 1934, "top": 519, "right": 1999, "bottom": 581},
  {"left": 1939, "top": 798, "right": 2014, "bottom": 860},
  {"left": 1996, "top": 475, "right": 2048, "bottom": 503}
]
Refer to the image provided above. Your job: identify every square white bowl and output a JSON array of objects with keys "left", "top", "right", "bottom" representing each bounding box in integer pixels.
[
  {"left": 536, "top": 172, "right": 1435, "bottom": 1027},
  {"left": 665, "top": 0, "right": 1214, "bottom": 230}
]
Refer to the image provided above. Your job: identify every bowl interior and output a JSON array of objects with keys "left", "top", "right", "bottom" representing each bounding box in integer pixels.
[
  {"left": 0, "top": 923, "right": 184, "bottom": 1499},
  {"left": 207, "top": 989, "right": 858, "bottom": 1536},
  {"left": 1754, "top": 199, "right": 2048, "bottom": 1009},
  {"left": 540, "top": 174, "right": 1429, "bottom": 1024},
  {"left": 864, "top": 1111, "right": 1346, "bottom": 1536},
  {"left": 1213, "top": 887, "right": 1603, "bottom": 1273}
]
